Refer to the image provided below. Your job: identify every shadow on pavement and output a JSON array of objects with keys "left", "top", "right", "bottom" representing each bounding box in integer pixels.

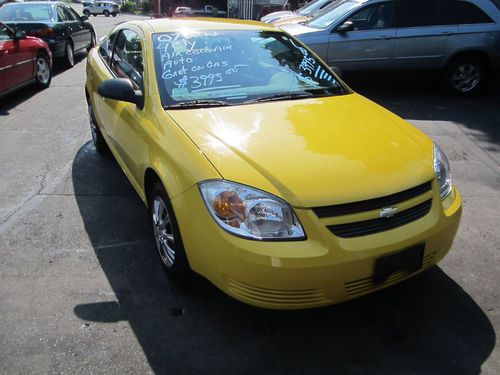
[{"left": 72, "top": 141, "right": 495, "bottom": 374}]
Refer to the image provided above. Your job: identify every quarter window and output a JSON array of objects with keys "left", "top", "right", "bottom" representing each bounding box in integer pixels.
[
  {"left": 111, "top": 30, "right": 144, "bottom": 90},
  {"left": 0, "top": 23, "right": 12, "bottom": 41},
  {"left": 99, "top": 33, "right": 117, "bottom": 63},
  {"left": 451, "top": 0, "right": 493, "bottom": 23},
  {"left": 56, "top": 6, "right": 67, "bottom": 22}
]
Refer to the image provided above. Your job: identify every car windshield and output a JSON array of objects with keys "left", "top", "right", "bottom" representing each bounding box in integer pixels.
[
  {"left": 307, "top": 0, "right": 360, "bottom": 29},
  {"left": 0, "top": 4, "right": 53, "bottom": 22},
  {"left": 153, "top": 30, "right": 347, "bottom": 108},
  {"left": 298, "top": 0, "right": 334, "bottom": 16}
]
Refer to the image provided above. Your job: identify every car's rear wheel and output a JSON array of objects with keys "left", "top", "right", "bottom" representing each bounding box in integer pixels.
[
  {"left": 64, "top": 41, "right": 74, "bottom": 68},
  {"left": 443, "top": 56, "right": 486, "bottom": 96},
  {"left": 83, "top": 9, "right": 90, "bottom": 16},
  {"left": 104, "top": 9, "right": 110, "bottom": 16},
  {"left": 87, "top": 101, "right": 108, "bottom": 154},
  {"left": 112, "top": 12, "right": 117, "bottom": 17},
  {"left": 35, "top": 52, "right": 51, "bottom": 89},
  {"left": 149, "top": 182, "right": 191, "bottom": 282}
]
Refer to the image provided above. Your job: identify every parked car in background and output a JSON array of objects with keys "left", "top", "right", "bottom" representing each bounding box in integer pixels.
[
  {"left": 83, "top": 1, "right": 119, "bottom": 17},
  {"left": 0, "top": 1, "right": 95, "bottom": 67},
  {"left": 85, "top": 19, "right": 462, "bottom": 309},
  {"left": 0, "top": 21, "right": 52, "bottom": 98},
  {"left": 173, "top": 5, "right": 226, "bottom": 17},
  {"left": 281, "top": 0, "right": 500, "bottom": 95},
  {"left": 261, "top": 0, "right": 334, "bottom": 23}
]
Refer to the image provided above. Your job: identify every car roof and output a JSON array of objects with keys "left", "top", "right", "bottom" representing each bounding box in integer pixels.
[{"left": 137, "top": 18, "right": 279, "bottom": 33}]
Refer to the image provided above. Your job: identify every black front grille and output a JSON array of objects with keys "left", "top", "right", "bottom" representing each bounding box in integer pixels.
[
  {"left": 327, "top": 199, "right": 432, "bottom": 238},
  {"left": 312, "top": 181, "right": 432, "bottom": 218}
]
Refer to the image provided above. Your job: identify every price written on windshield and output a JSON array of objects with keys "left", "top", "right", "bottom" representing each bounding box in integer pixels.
[{"left": 155, "top": 32, "right": 249, "bottom": 92}]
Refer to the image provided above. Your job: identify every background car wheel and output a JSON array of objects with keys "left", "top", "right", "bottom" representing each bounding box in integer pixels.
[
  {"left": 83, "top": 9, "right": 90, "bottom": 17},
  {"left": 104, "top": 9, "right": 110, "bottom": 16},
  {"left": 112, "top": 12, "right": 117, "bottom": 17},
  {"left": 87, "top": 32, "right": 96, "bottom": 52},
  {"left": 149, "top": 182, "right": 191, "bottom": 283},
  {"left": 64, "top": 41, "right": 75, "bottom": 68},
  {"left": 87, "top": 101, "right": 108, "bottom": 154},
  {"left": 35, "top": 52, "right": 51, "bottom": 89},
  {"left": 443, "top": 56, "right": 486, "bottom": 96}
]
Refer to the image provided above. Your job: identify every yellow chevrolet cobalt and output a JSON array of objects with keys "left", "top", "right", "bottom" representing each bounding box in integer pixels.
[{"left": 85, "top": 19, "right": 462, "bottom": 309}]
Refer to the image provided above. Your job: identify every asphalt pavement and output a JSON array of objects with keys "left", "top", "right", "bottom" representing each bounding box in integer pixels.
[{"left": 0, "top": 8, "right": 499, "bottom": 374}]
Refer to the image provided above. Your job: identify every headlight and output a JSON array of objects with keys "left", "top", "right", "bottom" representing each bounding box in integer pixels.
[
  {"left": 434, "top": 144, "right": 452, "bottom": 199},
  {"left": 199, "top": 180, "right": 306, "bottom": 240}
]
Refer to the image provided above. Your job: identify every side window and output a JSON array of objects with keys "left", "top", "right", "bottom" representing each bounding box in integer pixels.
[
  {"left": 346, "top": 3, "right": 395, "bottom": 31},
  {"left": 111, "top": 30, "right": 144, "bottom": 90},
  {"left": 67, "top": 7, "right": 82, "bottom": 21},
  {"left": 99, "top": 32, "right": 117, "bottom": 64},
  {"left": 63, "top": 6, "right": 78, "bottom": 21},
  {"left": 451, "top": 1, "right": 494, "bottom": 23},
  {"left": 0, "top": 24, "right": 13, "bottom": 41},
  {"left": 56, "top": 6, "right": 67, "bottom": 22},
  {"left": 395, "top": 0, "right": 442, "bottom": 27}
]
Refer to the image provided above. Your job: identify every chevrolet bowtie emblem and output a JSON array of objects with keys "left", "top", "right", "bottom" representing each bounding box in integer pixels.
[{"left": 379, "top": 206, "right": 399, "bottom": 218}]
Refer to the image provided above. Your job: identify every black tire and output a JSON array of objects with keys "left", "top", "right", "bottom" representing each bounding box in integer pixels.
[
  {"left": 103, "top": 9, "right": 110, "bottom": 17},
  {"left": 112, "top": 12, "right": 117, "bottom": 17},
  {"left": 64, "top": 41, "right": 75, "bottom": 68},
  {"left": 35, "top": 52, "right": 52, "bottom": 89},
  {"left": 443, "top": 56, "right": 486, "bottom": 96},
  {"left": 83, "top": 9, "right": 90, "bottom": 17},
  {"left": 87, "top": 31, "right": 96, "bottom": 52},
  {"left": 88, "top": 100, "right": 108, "bottom": 154},
  {"left": 93, "top": 14, "right": 97, "bottom": 17},
  {"left": 149, "top": 182, "right": 191, "bottom": 283}
]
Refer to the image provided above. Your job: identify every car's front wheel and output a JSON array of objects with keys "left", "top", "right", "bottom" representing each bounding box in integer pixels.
[
  {"left": 87, "top": 101, "right": 107, "bottom": 154},
  {"left": 35, "top": 52, "right": 51, "bottom": 89},
  {"left": 112, "top": 12, "right": 117, "bottom": 17},
  {"left": 103, "top": 9, "right": 110, "bottom": 16},
  {"left": 149, "top": 182, "right": 191, "bottom": 282},
  {"left": 83, "top": 9, "right": 90, "bottom": 16},
  {"left": 443, "top": 56, "right": 486, "bottom": 96}
]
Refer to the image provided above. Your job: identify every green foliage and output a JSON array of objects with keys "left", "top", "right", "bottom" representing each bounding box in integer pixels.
[{"left": 120, "top": 1, "right": 136, "bottom": 13}]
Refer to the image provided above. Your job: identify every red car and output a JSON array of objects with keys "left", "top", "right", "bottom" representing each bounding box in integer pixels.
[{"left": 0, "top": 21, "right": 52, "bottom": 99}]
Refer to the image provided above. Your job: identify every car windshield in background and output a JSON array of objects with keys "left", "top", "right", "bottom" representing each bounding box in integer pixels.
[
  {"left": 153, "top": 30, "right": 347, "bottom": 108},
  {"left": 0, "top": 4, "right": 52, "bottom": 22},
  {"left": 307, "top": 0, "right": 360, "bottom": 29}
]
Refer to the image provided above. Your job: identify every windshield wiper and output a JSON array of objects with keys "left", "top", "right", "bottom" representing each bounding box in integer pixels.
[
  {"left": 243, "top": 92, "right": 313, "bottom": 104},
  {"left": 167, "top": 99, "right": 230, "bottom": 109}
]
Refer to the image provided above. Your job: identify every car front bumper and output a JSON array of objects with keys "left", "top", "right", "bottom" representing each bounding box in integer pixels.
[{"left": 172, "top": 181, "right": 462, "bottom": 309}]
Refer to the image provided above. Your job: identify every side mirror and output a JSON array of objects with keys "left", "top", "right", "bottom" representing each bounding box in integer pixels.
[
  {"left": 14, "top": 30, "right": 26, "bottom": 41},
  {"left": 98, "top": 79, "right": 144, "bottom": 109},
  {"left": 81, "top": 15, "right": 89, "bottom": 21},
  {"left": 337, "top": 20, "right": 354, "bottom": 33}
]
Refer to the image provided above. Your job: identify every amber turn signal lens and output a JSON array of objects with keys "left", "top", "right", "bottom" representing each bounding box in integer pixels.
[{"left": 213, "top": 191, "right": 246, "bottom": 221}]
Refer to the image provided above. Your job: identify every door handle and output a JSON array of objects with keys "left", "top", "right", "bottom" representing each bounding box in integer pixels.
[
  {"left": 440, "top": 31, "right": 454, "bottom": 35},
  {"left": 377, "top": 35, "right": 393, "bottom": 40}
]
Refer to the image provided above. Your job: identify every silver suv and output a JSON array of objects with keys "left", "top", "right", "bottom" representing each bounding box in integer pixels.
[
  {"left": 83, "top": 1, "right": 119, "bottom": 17},
  {"left": 281, "top": 0, "right": 500, "bottom": 95}
]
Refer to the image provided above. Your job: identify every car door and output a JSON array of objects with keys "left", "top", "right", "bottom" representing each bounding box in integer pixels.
[
  {"left": 328, "top": 2, "right": 396, "bottom": 71},
  {"left": 100, "top": 28, "right": 146, "bottom": 187},
  {"left": 0, "top": 23, "right": 34, "bottom": 91},
  {"left": 61, "top": 5, "right": 83, "bottom": 51},
  {"left": 392, "top": 0, "right": 459, "bottom": 70},
  {"left": 66, "top": 5, "right": 91, "bottom": 50}
]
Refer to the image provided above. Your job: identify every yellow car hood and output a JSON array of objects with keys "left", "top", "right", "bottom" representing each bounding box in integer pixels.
[{"left": 166, "top": 93, "right": 435, "bottom": 207}]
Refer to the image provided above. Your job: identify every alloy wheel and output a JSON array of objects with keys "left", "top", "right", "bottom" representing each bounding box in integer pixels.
[
  {"left": 451, "top": 63, "right": 480, "bottom": 93},
  {"left": 36, "top": 57, "right": 50, "bottom": 85},
  {"left": 152, "top": 196, "right": 176, "bottom": 268}
]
